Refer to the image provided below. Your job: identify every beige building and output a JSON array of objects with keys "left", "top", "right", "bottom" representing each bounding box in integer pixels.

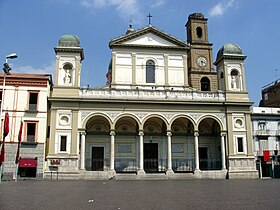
[
  {"left": 46, "top": 13, "right": 258, "bottom": 179},
  {"left": 0, "top": 73, "right": 52, "bottom": 180}
]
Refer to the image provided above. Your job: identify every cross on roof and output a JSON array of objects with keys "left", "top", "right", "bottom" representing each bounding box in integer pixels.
[{"left": 147, "top": 13, "right": 153, "bottom": 25}]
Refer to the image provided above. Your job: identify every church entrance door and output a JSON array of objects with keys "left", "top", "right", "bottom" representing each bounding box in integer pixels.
[
  {"left": 144, "top": 143, "right": 158, "bottom": 172},
  {"left": 92, "top": 147, "right": 104, "bottom": 171}
]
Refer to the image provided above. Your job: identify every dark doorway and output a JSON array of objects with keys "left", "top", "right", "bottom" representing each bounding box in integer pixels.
[
  {"left": 144, "top": 143, "right": 158, "bottom": 172},
  {"left": 92, "top": 147, "right": 104, "bottom": 171},
  {"left": 199, "top": 147, "right": 208, "bottom": 170}
]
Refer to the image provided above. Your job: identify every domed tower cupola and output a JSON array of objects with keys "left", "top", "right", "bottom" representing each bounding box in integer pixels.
[
  {"left": 53, "top": 34, "right": 84, "bottom": 97},
  {"left": 214, "top": 43, "right": 249, "bottom": 102},
  {"left": 58, "top": 35, "right": 81, "bottom": 47}
]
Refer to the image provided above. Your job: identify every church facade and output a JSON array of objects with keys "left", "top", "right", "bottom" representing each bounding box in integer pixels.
[{"left": 46, "top": 13, "right": 258, "bottom": 179}]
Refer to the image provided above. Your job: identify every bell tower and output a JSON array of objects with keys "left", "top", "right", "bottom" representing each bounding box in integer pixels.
[
  {"left": 53, "top": 34, "right": 84, "bottom": 97},
  {"left": 214, "top": 43, "right": 249, "bottom": 102},
  {"left": 186, "top": 13, "right": 217, "bottom": 91}
]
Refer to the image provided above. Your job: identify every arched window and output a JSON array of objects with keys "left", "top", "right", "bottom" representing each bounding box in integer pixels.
[
  {"left": 196, "top": 27, "right": 203, "bottom": 38},
  {"left": 230, "top": 69, "right": 240, "bottom": 89},
  {"left": 201, "top": 77, "right": 210, "bottom": 91},
  {"left": 146, "top": 60, "right": 155, "bottom": 83}
]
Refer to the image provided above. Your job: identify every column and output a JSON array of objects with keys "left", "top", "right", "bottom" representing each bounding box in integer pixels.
[
  {"left": 138, "top": 131, "right": 145, "bottom": 174},
  {"left": 110, "top": 130, "right": 115, "bottom": 171},
  {"left": 167, "top": 131, "right": 173, "bottom": 173},
  {"left": 194, "top": 131, "right": 200, "bottom": 170},
  {"left": 80, "top": 132, "right": 86, "bottom": 170},
  {"left": 221, "top": 133, "right": 226, "bottom": 170}
]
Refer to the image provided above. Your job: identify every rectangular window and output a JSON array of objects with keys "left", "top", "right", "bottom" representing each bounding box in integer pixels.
[
  {"left": 60, "top": 136, "right": 67, "bottom": 152},
  {"left": 26, "top": 122, "right": 37, "bottom": 142},
  {"left": 237, "top": 137, "right": 244, "bottom": 153},
  {"left": 28, "top": 92, "right": 38, "bottom": 111}
]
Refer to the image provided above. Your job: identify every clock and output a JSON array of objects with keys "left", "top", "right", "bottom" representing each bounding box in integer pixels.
[{"left": 197, "top": 56, "right": 207, "bottom": 67}]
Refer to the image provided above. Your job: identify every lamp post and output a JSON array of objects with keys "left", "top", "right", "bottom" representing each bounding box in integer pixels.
[{"left": 0, "top": 53, "right": 17, "bottom": 183}]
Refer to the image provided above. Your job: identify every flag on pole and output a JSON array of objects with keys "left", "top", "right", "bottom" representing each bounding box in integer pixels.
[
  {"left": 3, "top": 112, "right": 9, "bottom": 138},
  {"left": 0, "top": 112, "right": 9, "bottom": 163},
  {"left": 15, "top": 121, "right": 23, "bottom": 164}
]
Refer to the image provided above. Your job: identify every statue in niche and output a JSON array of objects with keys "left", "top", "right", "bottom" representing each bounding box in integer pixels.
[
  {"left": 64, "top": 70, "right": 71, "bottom": 84},
  {"left": 231, "top": 75, "right": 237, "bottom": 89}
]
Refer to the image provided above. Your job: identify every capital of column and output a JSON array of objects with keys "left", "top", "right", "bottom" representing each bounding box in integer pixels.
[
  {"left": 194, "top": 131, "right": 199, "bottom": 137},
  {"left": 110, "top": 130, "right": 115, "bottom": 136},
  {"left": 139, "top": 130, "right": 144, "bottom": 136},
  {"left": 167, "top": 131, "right": 172, "bottom": 137},
  {"left": 80, "top": 131, "right": 86, "bottom": 136},
  {"left": 220, "top": 132, "right": 226, "bottom": 137}
]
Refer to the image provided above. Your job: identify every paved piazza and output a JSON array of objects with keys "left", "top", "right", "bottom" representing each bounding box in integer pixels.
[{"left": 0, "top": 179, "right": 279, "bottom": 210}]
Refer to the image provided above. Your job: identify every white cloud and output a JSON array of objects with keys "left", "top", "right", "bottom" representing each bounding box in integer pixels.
[
  {"left": 12, "top": 61, "right": 56, "bottom": 76},
  {"left": 151, "top": 0, "right": 165, "bottom": 8},
  {"left": 80, "top": 0, "right": 140, "bottom": 20},
  {"left": 209, "top": 0, "right": 236, "bottom": 17}
]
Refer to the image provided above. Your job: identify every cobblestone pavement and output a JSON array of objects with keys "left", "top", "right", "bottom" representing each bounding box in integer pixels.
[{"left": 0, "top": 179, "right": 279, "bottom": 210}]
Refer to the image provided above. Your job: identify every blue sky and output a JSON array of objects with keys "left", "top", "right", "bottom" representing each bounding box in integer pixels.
[{"left": 0, "top": 0, "right": 279, "bottom": 106}]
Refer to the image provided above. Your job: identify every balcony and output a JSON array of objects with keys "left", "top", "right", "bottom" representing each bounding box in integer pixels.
[
  {"left": 80, "top": 88, "right": 225, "bottom": 102},
  {"left": 256, "top": 129, "right": 270, "bottom": 136}
]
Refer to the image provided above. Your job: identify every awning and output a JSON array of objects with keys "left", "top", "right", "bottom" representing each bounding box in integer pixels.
[{"left": 19, "top": 158, "right": 37, "bottom": 168}]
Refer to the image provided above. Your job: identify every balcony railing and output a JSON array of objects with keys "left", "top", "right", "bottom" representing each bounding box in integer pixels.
[
  {"left": 80, "top": 88, "right": 225, "bottom": 102},
  {"left": 28, "top": 104, "right": 38, "bottom": 111},
  {"left": 26, "top": 135, "right": 36, "bottom": 143},
  {"left": 256, "top": 130, "right": 270, "bottom": 136}
]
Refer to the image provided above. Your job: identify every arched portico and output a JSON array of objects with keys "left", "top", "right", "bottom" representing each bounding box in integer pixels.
[
  {"left": 114, "top": 116, "right": 139, "bottom": 173},
  {"left": 83, "top": 115, "right": 111, "bottom": 171},
  {"left": 197, "top": 116, "right": 226, "bottom": 170},
  {"left": 143, "top": 116, "right": 169, "bottom": 173},
  {"left": 171, "top": 117, "right": 195, "bottom": 172}
]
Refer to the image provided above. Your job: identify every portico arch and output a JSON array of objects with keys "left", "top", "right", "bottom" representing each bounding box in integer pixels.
[
  {"left": 197, "top": 117, "right": 223, "bottom": 170},
  {"left": 143, "top": 116, "right": 168, "bottom": 173},
  {"left": 170, "top": 116, "right": 195, "bottom": 172},
  {"left": 114, "top": 116, "right": 140, "bottom": 173},
  {"left": 82, "top": 112, "right": 113, "bottom": 130},
  {"left": 84, "top": 114, "right": 112, "bottom": 171}
]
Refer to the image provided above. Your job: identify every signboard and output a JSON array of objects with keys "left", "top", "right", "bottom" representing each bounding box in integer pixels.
[{"left": 263, "top": 150, "right": 270, "bottom": 162}]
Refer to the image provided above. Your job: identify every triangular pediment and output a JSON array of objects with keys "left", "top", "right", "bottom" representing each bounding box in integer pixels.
[
  {"left": 109, "top": 26, "right": 188, "bottom": 49},
  {"left": 123, "top": 33, "right": 177, "bottom": 47}
]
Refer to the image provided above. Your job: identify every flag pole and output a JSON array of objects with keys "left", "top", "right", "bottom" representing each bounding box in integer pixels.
[
  {"left": 0, "top": 72, "right": 7, "bottom": 184},
  {"left": 15, "top": 120, "right": 23, "bottom": 182}
]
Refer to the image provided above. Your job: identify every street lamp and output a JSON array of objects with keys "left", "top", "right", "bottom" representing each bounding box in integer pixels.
[{"left": 0, "top": 53, "right": 17, "bottom": 183}]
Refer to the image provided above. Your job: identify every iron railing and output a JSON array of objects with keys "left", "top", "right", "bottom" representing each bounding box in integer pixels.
[
  {"left": 115, "top": 158, "right": 137, "bottom": 173},
  {"left": 85, "top": 158, "right": 110, "bottom": 171},
  {"left": 28, "top": 104, "right": 37, "bottom": 111},
  {"left": 144, "top": 158, "right": 167, "bottom": 173},
  {"left": 199, "top": 158, "right": 221, "bottom": 170},
  {"left": 172, "top": 158, "right": 194, "bottom": 172}
]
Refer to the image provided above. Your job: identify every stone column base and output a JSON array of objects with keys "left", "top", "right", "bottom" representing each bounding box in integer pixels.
[
  {"left": 109, "top": 170, "right": 116, "bottom": 178},
  {"left": 166, "top": 169, "right": 174, "bottom": 175},
  {"left": 137, "top": 169, "right": 145, "bottom": 176}
]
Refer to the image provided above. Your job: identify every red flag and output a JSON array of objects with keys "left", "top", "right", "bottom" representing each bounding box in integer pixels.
[
  {"left": 15, "top": 121, "right": 23, "bottom": 164},
  {"left": 3, "top": 112, "right": 9, "bottom": 138},
  {"left": 0, "top": 112, "right": 9, "bottom": 163}
]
